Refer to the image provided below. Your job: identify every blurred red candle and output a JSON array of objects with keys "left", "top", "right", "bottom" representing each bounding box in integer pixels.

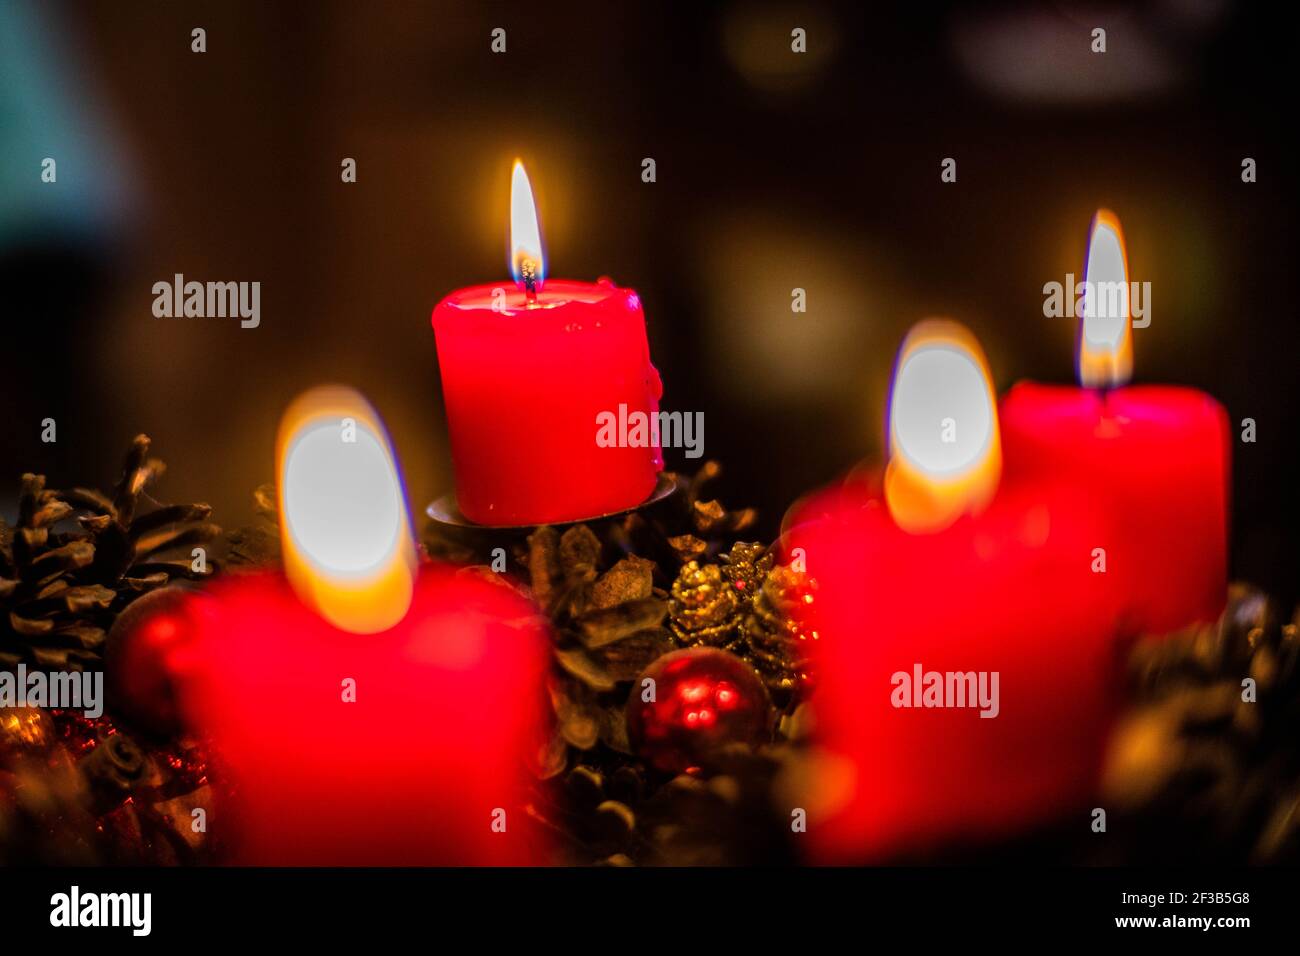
[
  {"left": 178, "top": 387, "right": 551, "bottom": 865},
  {"left": 1000, "top": 210, "right": 1230, "bottom": 635},
  {"left": 787, "top": 322, "right": 1121, "bottom": 862},
  {"left": 432, "top": 161, "right": 663, "bottom": 526}
]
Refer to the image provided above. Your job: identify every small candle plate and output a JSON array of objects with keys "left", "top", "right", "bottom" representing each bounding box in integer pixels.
[{"left": 425, "top": 473, "right": 679, "bottom": 531}]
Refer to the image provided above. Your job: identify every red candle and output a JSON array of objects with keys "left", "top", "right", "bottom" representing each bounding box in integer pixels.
[
  {"left": 182, "top": 568, "right": 549, "bottom": 866},
  {"left": 432, "top": 161, "right": 663, "bottom": 526},
  {"left": 1000, "top": 210, "right": 1230, "bottom": 635},
  {"left": 785, "top": 322, "right": 1121, "bottom": 862},
  {"left": 176, "top": 387, "right": 552, "bottom": 865}
]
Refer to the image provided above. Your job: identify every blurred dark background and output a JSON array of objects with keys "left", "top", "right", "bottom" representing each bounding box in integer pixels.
[{"left": 2, "top": 1, "right": 1297, "bottom": 603}]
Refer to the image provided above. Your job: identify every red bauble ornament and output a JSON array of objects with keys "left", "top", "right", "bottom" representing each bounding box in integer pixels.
[
  {"left": 626, "top": 648, "right": 772, "bottom": 774},
  {"left": 104, "top": 586, "right": 207, "bottom": 738}
]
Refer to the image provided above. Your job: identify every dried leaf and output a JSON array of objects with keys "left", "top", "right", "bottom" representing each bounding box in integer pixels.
[
  {"left": 10, "top": 611, "right": 54, "bottom": 636},
  {"left": 534, "top": 729, "right": 568, "bottom": 780},
  {"left": 559, "top": 525, "right": 602, "bottom": 582},
  {"left": 591, "top": 628, "right": 674, "bottom": 682},
  {"left": 693, "top": 500, "right": 727, "bottom": 534},
  {"left": 134, "top": 523, "right": 221, "bottom": 560},
  {"left": 727, "top": 508, "right": 759, "bottom": 534},
  {"left": 578, "top": 597, "right": 669, "bottom": 648},
  {"left": 18, "top": 473, "right": 46, "bottom": 527},
  {"left": 549, "top": 677, "right": 602, "bottom": 749},
  {"left": 31, "top": 646, "right": 72, "bottom": 668},
  {"left": 53, "top": 487, "right": 116, "bottom": 515},
  {"left": 30, "top": 539, "right": 94, "bottom": 574},
  {"left": 121, "top": 572, "right": 171, "bottom": 591},
  {"left": 129, "top": 503, "right": 213, "bottom": 538},
  {"left": 589, "top": 555, "right": 655, "bottom": 610},
  {"left": 35, "top": 578, "right": 69, "bottom": 600},
  {"left": 555, "top": 646, "right": 617, "bottom": 692},
  {"left": 527, "top": 526, "right": 562, "bottom": 608},
  {"left": 667, "top": 534, "right": 708, "bottom": 563},
  {"left": 600, "top": 705, "right": 633, "bottom": 755},
  {"left": 31, "top": 500, "right": 73, "bottom": 528},
  {"left": 62, "top": 584, "right": 117, "bottom": 613},
  {"left": 15, "top": 526, "right": 48, "bottom": 558},
  {"left": 112, "top": 435, "right": 152, "bottom": 525},
  {"left": 78, "top": 514, "right": 114, "bottom": 533}
]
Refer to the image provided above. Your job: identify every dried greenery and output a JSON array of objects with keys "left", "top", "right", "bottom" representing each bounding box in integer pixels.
[
  {"left": 0, "top": 436, "right": 228, "bottom": 864},
  {"left": 1101, "top": 584, "right": 1300, "bottom": 863},
  {"left": 4, "top": 440, "right": 1297, "bottom": 866},
  {"left": 424, "top": 462, "right": 813, "bottom": 864}
]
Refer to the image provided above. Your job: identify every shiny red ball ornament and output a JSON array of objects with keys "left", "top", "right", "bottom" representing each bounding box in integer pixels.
[
  {"left": 104, "top": 586, "right": 207, "bottom": 738},
  {"left": 626, "top": 648, "right": 772, "bottom": 774}
]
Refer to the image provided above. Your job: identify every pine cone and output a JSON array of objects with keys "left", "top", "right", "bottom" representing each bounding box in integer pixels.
[
  {"left": 669, "top": 561, "right": 742, "bottom": 649},
  {"left": 0, "top": 435, "right": 220, "bottom": 670},
  {"left": 718, "top": 541, "right": 773, "bottom": 599},
  {"left": 740, "top": 564, "right": 817, "bottom": 698},
  {"left": 1102, "top": 583, "right": 1300, "bottom": 863}
]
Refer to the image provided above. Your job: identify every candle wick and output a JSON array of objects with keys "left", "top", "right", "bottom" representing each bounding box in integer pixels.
[{"left": 521, "top": 259, "right": 539, "bottom": 307}]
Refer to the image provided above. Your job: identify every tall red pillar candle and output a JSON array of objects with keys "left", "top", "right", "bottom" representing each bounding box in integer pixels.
[
  {"left": 175, "top": 387, "right": 552, "bottom": 865},
  {"left": 1000, "top": 210, "right": 1229, "bottom": 635},
  {"left": 786, "top": 322, "right": 1122, "bottom": 862},
  {"left": 431, "top": 161, "right": 662, "bottom": 526}
]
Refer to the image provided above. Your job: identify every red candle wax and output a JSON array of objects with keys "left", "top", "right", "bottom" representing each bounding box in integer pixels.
[
  {"left": 432, "top": 277, "right": 663, "bottom": 525},
  {"left": 1000, "top": 383, "right": 1230, "bottom": 634},
  {"left": 786, "top": 480, "right": 1122, "bottom": 862},
  {"left": 176, "top": 565, "right": 551, "bottom": 866},
  {"left": 996, "top": 209, "right": 1229, "bottom": 635},
  {"left": 783, "top": 320, "right": 1123, "bottom": 862}
]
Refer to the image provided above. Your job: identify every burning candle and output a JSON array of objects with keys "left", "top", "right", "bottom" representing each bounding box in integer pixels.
[
  {"left": 432, "top": 161, "right": 664, "bottom": 526},
  {"left": 787, "top": 321, "right": 1121, "bottom": 862},
  {"left": 1000, "top": 210, "right": 1230, "bottom": 635},
  {"left": 178, "top": 386, "right": 551, "bottom": 865}
]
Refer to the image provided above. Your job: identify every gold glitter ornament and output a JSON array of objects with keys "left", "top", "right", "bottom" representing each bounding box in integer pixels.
[
  {"left": 741, "top": 564, "right": 817, "bottom": 696},
  {"left": 669, "top": 561, "right": 742, "bottom": 648},
  {"left": 719, "top": 542, "right": 774, "bottom": 599}
]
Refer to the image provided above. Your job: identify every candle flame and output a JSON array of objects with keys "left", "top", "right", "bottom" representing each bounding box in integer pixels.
[
  {"left": 1078, "top": 208, "right": 1133, "bottom": 388},
  {"left": 510, "top": 160, "right": 545, "bottom": 290},
  {"left": 884, "top": 320, "right": 1002, "bottom": 533},
  {"left": 276, "top": 386, "right": 417, "bottom": 633}
]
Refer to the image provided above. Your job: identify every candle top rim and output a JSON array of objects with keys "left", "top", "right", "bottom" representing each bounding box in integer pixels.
[
  {"left": 1002, "top": 379, "right": 1227, "bottom": 416},
  {"left": 432, "top": 278, "right": 642, "bottom": 330}
]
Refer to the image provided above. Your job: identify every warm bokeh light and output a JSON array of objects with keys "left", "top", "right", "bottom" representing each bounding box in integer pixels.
[
  {"left": 884, "top": 320, "right": 1002, "bottom": 533},
  {"left": 1078, "top": 208, "right": 1134, "bottom": 387},
  {"left": 276, "top": 385, "right": 417, "bottom": 633},
  {"left": 509, "top": 159, "right": 545, "bottom": 289}
]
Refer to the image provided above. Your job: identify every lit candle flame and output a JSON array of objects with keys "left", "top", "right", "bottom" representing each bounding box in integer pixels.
[
  {"left": 276, "top": 386, "right": 417, "bottom": 633},
  {"left": 1078, "top": 208, "right": 1133, "bottom": 388},
  {"left": 884, "top": 320, "right": 1002, "bottom": 533},
  {"left": 510, "top": 159, "right": 545, "bottom": 293}
]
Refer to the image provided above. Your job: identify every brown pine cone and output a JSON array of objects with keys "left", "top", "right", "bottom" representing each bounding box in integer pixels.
[{"left": 0, "top": 435, "right": 220, "bottom": 671}]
